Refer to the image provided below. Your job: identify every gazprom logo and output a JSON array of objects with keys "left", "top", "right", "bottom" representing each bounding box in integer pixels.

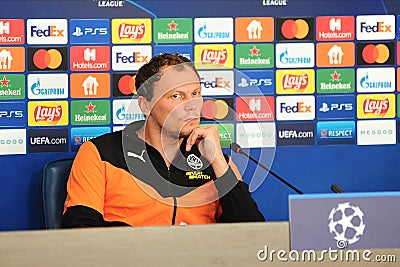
[
  {"left": 27, "top": 74, "right": 68, "bottom": 99},
  {"left": 356, "top": 67, "right": 395, "bottom": 93},
  {"left": 113, "top": 99, "right": 144, "bottom": 125},
  {"left": 276, "top": 43, "right": 315, "bottom": 68},
  {"left": 194, "top": 18, "right": 233, "bottom": 43}
]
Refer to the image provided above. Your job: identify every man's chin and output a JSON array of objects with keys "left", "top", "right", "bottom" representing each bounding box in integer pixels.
[{"left": 180, "top": 122, "right": 200, "bottom": 137}]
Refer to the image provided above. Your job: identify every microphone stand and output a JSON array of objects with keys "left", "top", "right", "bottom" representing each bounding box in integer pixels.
[{"left": 236, "top": 148, "right": 304, "bottom": 194}]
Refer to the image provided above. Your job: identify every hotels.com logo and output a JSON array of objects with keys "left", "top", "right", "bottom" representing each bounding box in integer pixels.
[
  {"left": 118, "top": 23, "right": 145, "bottom": 40},
  {"left": 34, "top": 104, "right": 62, "bottom": 124},
  {"left": 282, "top": 73, "right": 309, "bottom": 91},
  {"left": 200, "top": 48, "right": 227, "bottom": 65},
  {"left": 362, "top": 97, "right": 389, "bottom": 115}
]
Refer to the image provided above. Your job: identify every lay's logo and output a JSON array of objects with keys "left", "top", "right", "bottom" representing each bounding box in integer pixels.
[
  {"left": 28, "top": 101, "right": 68, "bottom": 126},
  {"left": 118, "top": 23, "right": 145, "bottom": 39},
  {"left": 357, "top": 94, "right": 395, "bottom": 119},
  {"left": 283, "top": 73, "right": 308, "bottom": 90},
  {"left": 194, "top": 44, "right": 234, "bottom": 68},
  {"left": 201, "top": 48, "right": 227, "bottom": 65},
  {"left": 112, "top": 19, "right": 151, "bottom": 44},
  {"left": 276, "top": 69, "right": 315, "bottom": 94}
]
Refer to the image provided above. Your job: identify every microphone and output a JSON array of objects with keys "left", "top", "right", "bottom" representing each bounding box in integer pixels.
[
  {"left": 230, "top": 142, "right": 303, "bottom": 194},
  {"left": 331, "top": 183, "right": 345, "bottom": 193}
]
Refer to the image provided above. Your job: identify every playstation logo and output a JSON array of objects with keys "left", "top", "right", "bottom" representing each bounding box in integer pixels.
[
  {"left": 72, "top": 27, "right": 84, "bottom": 37},
  {"left": 238, "top": 78, "right": 249, "bottom": 87},
  {"left": 319, "top": 102, "right": 330, "bottom": 112}
]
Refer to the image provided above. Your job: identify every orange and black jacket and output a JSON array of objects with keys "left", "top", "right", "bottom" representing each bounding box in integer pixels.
[{"left": 62, "top": 121, "right": 265, "bottom": 228}]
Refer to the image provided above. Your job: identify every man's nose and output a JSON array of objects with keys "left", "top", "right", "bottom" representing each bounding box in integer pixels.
[{"left": 184, "top": 98, "right": 202, "bottom": 111}]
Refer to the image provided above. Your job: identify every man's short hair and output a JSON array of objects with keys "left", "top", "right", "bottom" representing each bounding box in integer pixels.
[{"left": 135, "top": 53, "right": 200, "bottom": 101}]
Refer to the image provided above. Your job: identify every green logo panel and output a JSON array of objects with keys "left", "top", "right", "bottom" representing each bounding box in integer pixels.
[
  {"left": 200, "top": 123, "right": 234, "bottom": 148},
  {"left": 317, "top": 68, "right": 354, "bottom": 94},
  {"left": 235, "top": 44, "right": 274, "bottom": 69},
  {"left": 153, "top": 18, "right": 193, "bottom": 43},
  {"left": 0, "top": 74, "right": 25, "bottom": 100},
  {"left": 71, "top": 100, "right": 110, "bottom": 125}
]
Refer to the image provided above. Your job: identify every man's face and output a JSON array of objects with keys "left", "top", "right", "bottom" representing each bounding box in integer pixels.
[{"left": 145, "top": 65, "right": 203, "bottom": 137}]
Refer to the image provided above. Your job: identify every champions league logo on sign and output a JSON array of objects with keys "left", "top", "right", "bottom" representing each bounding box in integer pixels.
[
  {"left": 328, "top": 202, "right": 366, "bottom": 248},
  {"left": 262, "top": 0, "right": 288, "bottom": 6},
  {"left": 93, "top": 0, "right": 124, "bottom": 8}
]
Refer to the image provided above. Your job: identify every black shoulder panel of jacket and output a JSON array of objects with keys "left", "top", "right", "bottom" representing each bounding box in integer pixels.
[
  {"left": 90, "top": 130, "right": 129, "bottom": 173},
  {"left": 62, "top": 205, "right": 130, "bottom": 228}
]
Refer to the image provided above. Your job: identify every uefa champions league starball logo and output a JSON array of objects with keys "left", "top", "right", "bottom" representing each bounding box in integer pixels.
[{"left": 328, "top": 202, "right": 366, "bottom": 248}]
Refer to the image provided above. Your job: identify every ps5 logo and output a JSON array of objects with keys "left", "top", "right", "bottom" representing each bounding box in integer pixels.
[
  {"left": 0, "top": 110, "right": 23, "bottom": 118},
  {"left": 72, "top": 26, "right": 107, "bottom": 37},
  {"left": 238, "top": 78, "right": 272, "bottom": 87},
  {"left": 319, "top": 102, "right": 353, "bottom": 112}
]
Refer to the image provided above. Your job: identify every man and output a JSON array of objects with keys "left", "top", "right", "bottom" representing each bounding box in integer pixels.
[{"left": 62, "top": 53, "right": 265, "bottom": 228}]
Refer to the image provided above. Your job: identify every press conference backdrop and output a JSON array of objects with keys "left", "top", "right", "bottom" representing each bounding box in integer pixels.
[{"left": 1, "top": 0, "right": 400, "bottom": 230}]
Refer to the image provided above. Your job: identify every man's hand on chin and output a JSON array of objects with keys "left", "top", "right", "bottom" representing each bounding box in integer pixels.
[{"left": 185, "top": 125, "right": 229, "bottom": 178}]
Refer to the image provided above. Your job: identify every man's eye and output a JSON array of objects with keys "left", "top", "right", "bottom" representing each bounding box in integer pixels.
[
  {"left": 193, "top": 91, "right": 201, "bottom": 96},
  {"left": 172, "top": 94, "right": 181, "bottom": 99}
]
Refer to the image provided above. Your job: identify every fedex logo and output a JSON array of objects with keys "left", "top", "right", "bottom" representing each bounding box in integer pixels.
[
  {"left": 27, "top": 19, "right": 68, "bottom": 44},
  {"left": 360, "top": 22, "right": 391, "bottom": 33},
  {"left": 280, "top": 102, "right": 311, "bottom": 113},
  {"left": 115, "top": 52, "right": 148, "bottom": 63},
  {"left": 201, "top": 77, "right": 229, "bottom": 88},
  {"left": 276, "top": 95, "right": 315, "bottom": 121},
  {"left": 198, "top": 70, "right": 234, "bottom": 95},
  {"left": 356, "top": 15, "right": 395, "bottom": 40},
  {"left": 30, "top": 25, "right": 64, "bottom": 37},
  {"left": 112, "top": 45, "right": 152, "bottom": 71}
]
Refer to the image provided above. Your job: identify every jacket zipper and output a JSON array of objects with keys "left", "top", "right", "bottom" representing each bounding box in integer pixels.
[{"left": 167, "top": 166, "right": 177, "bottom": 225}]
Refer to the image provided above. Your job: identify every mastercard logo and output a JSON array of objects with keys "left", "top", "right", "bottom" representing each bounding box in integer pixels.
[
  {"left": 201, "top": 98, "right": 234, "bottom": 121},
  {"left": 357, "top": 42, "right": 394, "bottom": 66},
  {"left": 28, "top": 47, "right": 67, "bottom": 71},
  {"left": 113, "top": 73, "right": 137, "bottom": 97},
  {"left": 276, "top": 17, "right": 314, "bottom": 41}
]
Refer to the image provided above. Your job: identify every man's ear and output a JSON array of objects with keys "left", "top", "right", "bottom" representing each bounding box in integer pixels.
[{"left": 137, "top": 96, "right": 151, "bottom": 116}]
